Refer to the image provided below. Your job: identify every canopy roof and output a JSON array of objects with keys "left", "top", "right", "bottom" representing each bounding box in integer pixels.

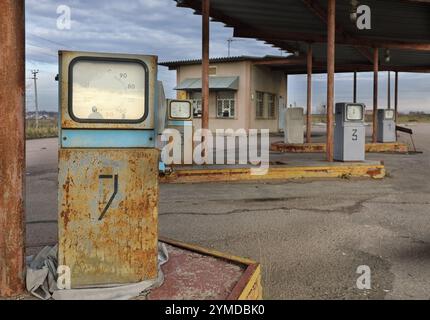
[
  {"left": 174, "top": 0, "right": 430, "bottom": 74},
  {"left": 175, "top": 76, "right": 239, "bottom": 90}
]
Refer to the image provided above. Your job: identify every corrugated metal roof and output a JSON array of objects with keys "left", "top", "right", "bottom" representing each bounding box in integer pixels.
[
  {"left": 174, "top": 0, "right": 430, "bottom": 73},
  {"left": 175, "top": 76, "right": 239, "bottom": 90},
  {"left": 160, "top": 55, "right": 288, "bottom": 69}
]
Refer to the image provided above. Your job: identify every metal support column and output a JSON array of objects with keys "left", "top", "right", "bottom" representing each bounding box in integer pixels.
[
  {"left": 326, "top": 0, "right": 335, "bottom": 162},
  {"left": 201, "top": 0, "right": 210, "bottom": 161},
  {"left": 388, "top": 71, "right": 391, "bottom": 109},
  {"left": 0, "top": 0, "right": 26, "bottom": 297},
  {"left": 373, "top": 48, "right": 379, "bottom": 143},
  {"left": 306, "top": 44, "right": 313, "bottom": 143}
]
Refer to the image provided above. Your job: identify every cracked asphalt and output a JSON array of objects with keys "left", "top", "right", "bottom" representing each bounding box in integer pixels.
[{"left": 25, "top": 124, "right": 430, "bottom": 300}]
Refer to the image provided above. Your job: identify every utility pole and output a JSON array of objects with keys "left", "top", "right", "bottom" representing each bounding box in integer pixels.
[
  {"left": 227, "top": 38, "right": 234, "bottom": 57},
  {"left": 31, "top": 69, "right": 39, "bottom": 129},
  {"left": 227, "top": 38, "right": 244, "bottom": 57}
]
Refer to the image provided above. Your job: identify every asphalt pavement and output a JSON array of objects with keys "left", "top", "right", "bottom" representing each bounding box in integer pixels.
[{"left": 25, "top": 124, "right": 430, "bottom": 299}]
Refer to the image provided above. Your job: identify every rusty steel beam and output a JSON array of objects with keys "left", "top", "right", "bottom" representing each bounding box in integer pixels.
[
  {"left": 306, "top": 44, "right": 313, "bottom": 143},
  {"left": 0, "top": 0, "right": 26, "bottom": 297},
  {"left": 326, "top": 0, "right": 335, "bottom": 162},
  {"left": 202, "top": 0, "right": 210, "bottom": 132},
  {"left": 373, "top": 48, "right": 379, "bottom": 143}
]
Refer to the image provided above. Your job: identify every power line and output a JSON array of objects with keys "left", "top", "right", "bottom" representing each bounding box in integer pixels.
[
  {"left": 28, "top": 33, "right": 69, "bottom": 48},
  {"left": 26, "top": 43, "right": 58, "bottom": 58}
]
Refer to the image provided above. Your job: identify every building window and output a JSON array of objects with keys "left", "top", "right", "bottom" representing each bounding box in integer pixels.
[
  {"left": 267, "top": 93, "right": 276, "bottom": 119},
  {"left": 209, "top": 66, "right": 217, "bottom": 76},
  {"left": 190, "top": 91, "right": 202, "bottom": 118},
  {"left": 256, "top": 91, "right": 264, "bottom": 118},
  {"left": 216, "top": 91, "right": 235, "bottom": 119},
  {"left": 255, "top": 91, "right": 276, "bottom": 119}
]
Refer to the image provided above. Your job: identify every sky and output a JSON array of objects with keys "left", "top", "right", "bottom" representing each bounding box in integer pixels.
[{"left": 25, "top": 0, "right": 429, "bottom": 113}]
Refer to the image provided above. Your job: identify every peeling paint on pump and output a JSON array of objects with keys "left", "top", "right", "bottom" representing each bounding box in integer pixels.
[{"left": 57, "top": 51, "right": 160, "bottom": 288}]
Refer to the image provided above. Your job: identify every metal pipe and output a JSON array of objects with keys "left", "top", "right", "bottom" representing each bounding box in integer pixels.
[
  {"left": 326, "top": 0, "right": 335, "bottom": 162},
  {"left": 306, "top": 44, "right": 313, "bottom": 144},
  {"left": 373, "top": 48, "right": 379, "bottom": 143},
  {"left": 387, "top": 71, "right": 391, "bottom": 109},
  {"left": 201, "top": 0, "right": 210, "bottom": 161},
  {"left": 353, "top": 71, "right": 357, "bottom": 103},
  {"left": 0, "top": 0, "right": 26, "bottom": 297}
]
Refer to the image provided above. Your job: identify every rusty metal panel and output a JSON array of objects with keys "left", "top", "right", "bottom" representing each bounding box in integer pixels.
[
  {"left": 58, "top": 149, "right": 159, "bottom": 287},
  {"left": 271, "top": 142, "right": 326, "bottom": 153},
  {"left": 366, "top": 142, "right": 409, "bottom": 154},
  {"left": 271, "top": 141, "right": 409, "bottom": 154},
  {"left": 160, "top": 162, "right": 386, "bottom": 184},
  {"left": 59, "top": 51, "right": 157, "bottom": 130}
]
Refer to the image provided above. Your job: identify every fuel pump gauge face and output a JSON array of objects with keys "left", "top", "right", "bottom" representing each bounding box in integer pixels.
[
  {"left": 346, "top": 104, "right": 364, "bottom": 121},
  {"left": 385, "top": 110, "right": 394, "bottom": 120},
  {"left": 71, "top": 59, "right": 147, "bottom": 122},
  {"left": 170, "top": 101, "right": 191, "bottom": 119}
]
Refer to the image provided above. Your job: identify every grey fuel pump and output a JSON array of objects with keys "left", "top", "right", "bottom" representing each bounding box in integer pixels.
[
  {"left": 377, "top": 109, "right": 396, "bottom": 143},
  {"left": 334, "top": 103, "right": 366, "bottom": 162}
]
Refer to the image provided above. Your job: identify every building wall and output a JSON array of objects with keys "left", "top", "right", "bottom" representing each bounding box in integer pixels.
[
  {"left": 175, "top": 61, "right": 286, "bottom": 133},
  {"left": 177, "top": 61, "right": 249, "bottom": 132},
  {"left": 250, "top": 65, "right": 287, "bottom": 132}
]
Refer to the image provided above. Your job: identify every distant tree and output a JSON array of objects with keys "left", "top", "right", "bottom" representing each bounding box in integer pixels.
[
  {"left": 317, "top": 103, "right": 326, "bottom": 115},
  {"left": 409, "top": 111, "right": 425, "bottom": 115}
]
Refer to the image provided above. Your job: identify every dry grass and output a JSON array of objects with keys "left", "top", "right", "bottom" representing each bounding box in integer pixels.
[
  {"left": 26, "top": 119, "right": 58, "bottom": 139},
  {"left": 397, "top": 114, "right": 430, "bottom": 123}
]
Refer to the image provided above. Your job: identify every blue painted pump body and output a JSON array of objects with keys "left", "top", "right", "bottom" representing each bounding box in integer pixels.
[
  {"left": 61, "top": 129, "right": 156, "bottom": 148},
  {"left": 167, "top": 120, "right": 193, "bottom": 127}
]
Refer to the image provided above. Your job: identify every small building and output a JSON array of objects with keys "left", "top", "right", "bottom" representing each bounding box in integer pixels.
[{"left": 160, "top": 56, "right": 290, "bottom": 133}]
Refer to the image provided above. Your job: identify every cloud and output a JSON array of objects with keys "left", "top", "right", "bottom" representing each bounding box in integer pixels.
[{"left": 24, "top": 0, "right": 429, "bottom": 113}]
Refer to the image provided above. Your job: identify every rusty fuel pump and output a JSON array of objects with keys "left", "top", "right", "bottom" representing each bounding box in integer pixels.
[{"left": 57, "top": 51, "right": 160, "bottom": 287}]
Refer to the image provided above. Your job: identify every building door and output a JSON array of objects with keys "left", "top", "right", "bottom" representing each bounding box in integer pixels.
[{"left": 278, "top": 96, "right": 286, "bottom": 132}]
